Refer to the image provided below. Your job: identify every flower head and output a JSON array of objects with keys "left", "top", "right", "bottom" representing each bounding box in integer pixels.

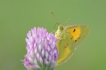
[{"left": 23, "top": 27, "right": 58, "bottom": 70}]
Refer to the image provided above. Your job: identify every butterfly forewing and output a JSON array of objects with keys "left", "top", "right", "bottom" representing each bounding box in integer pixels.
[{"left": 65, "top": 25, "right": 89, "bottom": 49}]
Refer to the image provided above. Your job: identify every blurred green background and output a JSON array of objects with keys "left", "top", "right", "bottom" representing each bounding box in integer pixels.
[{"left": 0, "top": 0, "right": 106, "bottom": 70}]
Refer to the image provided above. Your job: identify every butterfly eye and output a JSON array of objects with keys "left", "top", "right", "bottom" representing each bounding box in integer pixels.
[{"left": 73, "top": 29, "right": 76, "bottom": 32}]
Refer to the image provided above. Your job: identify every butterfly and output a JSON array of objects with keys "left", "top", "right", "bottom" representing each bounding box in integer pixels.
[
  {"left": 50, "top": 11, "right": 89, "bottom": 66},
  {"left": 55, "top": 24, "right": 89, "bottom": 66}
]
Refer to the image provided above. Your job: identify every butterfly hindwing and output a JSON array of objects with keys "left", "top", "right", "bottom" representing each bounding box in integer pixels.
[{"left": 56, "top": 30, "right": 75, "bottom": 65}]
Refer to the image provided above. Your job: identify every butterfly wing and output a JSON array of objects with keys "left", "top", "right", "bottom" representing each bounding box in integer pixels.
[
  {"left": 66, "top": 25, "right": 89, "bottom": 49},
  {"left": 56, "top": 25, "right": 89, "bottom": 66},
  {"left": 56, "top": 30, "right": 75, "bottom": 65}
]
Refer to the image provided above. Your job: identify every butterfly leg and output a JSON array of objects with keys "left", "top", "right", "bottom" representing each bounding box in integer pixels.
[
  {"left": 57, "top": 37, "right": 63, "bottom": 43},
  {"left": 50, "top": 30, "right": 56, "bottom": 34},
  {"left": 56, "top": 31, "right": 67, "bottom": 43}
]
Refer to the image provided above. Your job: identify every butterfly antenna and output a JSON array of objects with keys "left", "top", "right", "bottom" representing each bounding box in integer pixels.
[
  {"left": 50, "top": 11, "right": 61, "bottom": 24},
  {"left": 64, "top": 19, "right": 70, "bottom": 24}
]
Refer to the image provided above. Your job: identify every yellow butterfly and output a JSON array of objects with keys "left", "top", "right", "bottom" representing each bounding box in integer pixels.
[
  {"left": 50, "top": 11, "right": 89, "bottom": 66},
  {"left": 55, "top": 25, "right": 89, "bottom": 66}
]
